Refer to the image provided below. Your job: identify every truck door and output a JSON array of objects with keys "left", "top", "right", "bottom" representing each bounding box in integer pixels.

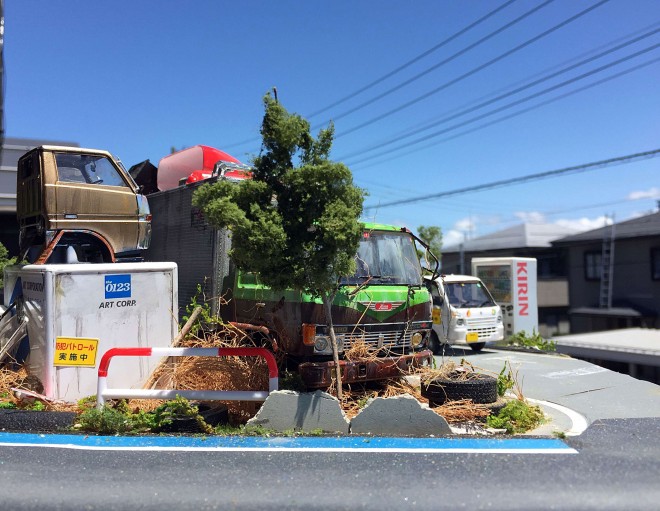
[{"left": 51, "top": 152, "right": 139, "bottom": 254}]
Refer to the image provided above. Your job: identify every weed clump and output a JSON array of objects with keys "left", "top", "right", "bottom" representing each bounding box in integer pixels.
[
  {"left": 486, "top": 399, "right": 544, "bottom": 434},
  {"left": 503, "top": 330, "right": 556, "bottom": 352}
]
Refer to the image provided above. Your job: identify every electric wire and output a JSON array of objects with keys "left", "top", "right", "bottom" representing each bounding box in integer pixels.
[
  {"left": 335, "top": 0, "right": 611, "bottom": 139},
  {"left": 312, "top": 0, "right": 554, "bottom": 130},
  {"left": 220, "top": 1, "right": 519, "bottom": 149},
  {"left": 338, "top": 26, "right": 660, "bottom": 161},
  {"left": 363, "top": 149, "right": 660, "bottom": 211},
  {"left": 353, "top": 54, "right": 660, "bottom": 170},
  {"left": 306, "top": 0, "right": 519, "bottom": 119}
]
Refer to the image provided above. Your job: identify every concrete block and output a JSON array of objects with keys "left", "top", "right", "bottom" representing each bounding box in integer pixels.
[
  {"left": 350, "top": 394, "right": 452, "bottom": 437},
  {"left": 247, "top": 390, "right": 350, "bottom": 434}
]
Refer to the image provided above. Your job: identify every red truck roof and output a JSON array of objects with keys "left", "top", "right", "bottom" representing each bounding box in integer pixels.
[{"left": 156, "top": 145, "right": 243, "bottom": 191}]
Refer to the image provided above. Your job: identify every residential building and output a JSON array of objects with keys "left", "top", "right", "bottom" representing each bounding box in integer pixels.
[
  {"left": 552, "top": 211, "right": 660, "bottom": 333},
  {"left": 441, "top": 223, "right": 579, "bottom": 338}
]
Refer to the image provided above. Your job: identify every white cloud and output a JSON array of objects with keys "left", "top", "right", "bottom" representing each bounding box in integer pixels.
[
  {"left": 454, "top": 217, "right": 475, "bottom": 232},
  {"left": 627, "top": 187, "right": 660, "bottom": 200},
  {"left": 444, "top": 229, "right": 466, "bottom": 247},
  {"left": 555, "top": 216, "right": 610, "bottom": 231},
  {"left": 514, "top": 211, "right": 546, "bottom": 223}
]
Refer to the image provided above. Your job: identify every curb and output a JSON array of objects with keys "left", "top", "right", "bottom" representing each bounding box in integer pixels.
[{"left": 0, "top": 410, "right": 77, "bottom": 433}]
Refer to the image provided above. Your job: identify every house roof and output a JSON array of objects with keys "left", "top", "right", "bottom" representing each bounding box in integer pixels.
[
  {"left": 555, "top": 328, "right": 660, "bottom": 366},
  {"left": 444, "top": 223, "right": 579, "bottom": 253},
  {"left": 553, "top": 211, "right": 660, "bottom": 245}
]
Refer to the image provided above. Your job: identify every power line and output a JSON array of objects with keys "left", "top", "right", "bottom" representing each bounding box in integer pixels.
[
  {"left": 338, "top": 26, "right": 660, "bottom": 161},
  {"left": 347, "top": 43, "right": 660, "bottom": 166},
  {"left": 306, "top": 0, "right": 519, "bottom": 120},
  {"left": 312, "top": 0, "right": 552, "bottom": 129},
  {"left": 336, "top": 0, "right": 610, "bottom": 139},
  {"left": 221, "top": 1, "right": 519, "bottom": 150},
  {"left": 352, "top": 55, "right": 660, "bottom": 171},
  {"left": 363, "top": 149, "right": 660, "bottom": 211}
]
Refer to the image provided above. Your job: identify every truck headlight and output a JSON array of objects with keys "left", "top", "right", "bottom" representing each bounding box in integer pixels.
[
  {"left": 314, "top": 336, "right": 329, "bottom": 352},
  {"left": 497, "top": 315, "right": 502, "bottom": 323},
  {"left": 411, "top": 332, "right": 423, "bottom": 348},
  {"left": 456, "top": 319, "right": 465, "bottom": 326}
]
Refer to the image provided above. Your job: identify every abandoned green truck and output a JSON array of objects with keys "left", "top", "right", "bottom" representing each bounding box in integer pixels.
[{"left": 142, "top": 147, "right": 437, "bottom": 389}]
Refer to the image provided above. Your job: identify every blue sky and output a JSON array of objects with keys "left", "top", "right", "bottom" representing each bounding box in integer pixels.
[{"left": 5, "top": 0, "right": 660, "bottom": 247}]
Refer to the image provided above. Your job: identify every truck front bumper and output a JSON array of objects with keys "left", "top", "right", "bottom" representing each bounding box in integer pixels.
[{"left": 298, "top": 350, "right": 433, "bottom": 389}]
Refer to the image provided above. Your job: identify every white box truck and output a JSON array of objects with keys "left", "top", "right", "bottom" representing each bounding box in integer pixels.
[
  {"left": 471, "top": 257, "right": 538, "bottom": 338},
  {"left": 424, "top": 274, "right": 504, "bottom": 353}
]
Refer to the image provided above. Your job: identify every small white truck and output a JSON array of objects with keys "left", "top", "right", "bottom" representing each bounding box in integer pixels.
[{"left": 424, "top": 274, "right": 504, "bottom": 353}]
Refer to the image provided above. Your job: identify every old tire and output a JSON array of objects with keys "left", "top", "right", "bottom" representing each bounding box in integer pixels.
[
  {"left": 469, "top": 342, "right": 486, "bottom": 352},
  {"left": 421, "top": 373, "right": 498, "bottom": 406}
]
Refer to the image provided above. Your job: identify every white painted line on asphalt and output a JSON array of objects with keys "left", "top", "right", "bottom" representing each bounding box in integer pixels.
[
  {"left": 0, "top": 442, "right": 577, "bottom": 454},
  {"left": 0, "top": 433, "right": 578, "bottom": 454},
  {"left": 541, "top": 366, "right": 608, "bottom": 379},
  {"left": 526, "top": 397, "right": 589, "bottom": 436}
]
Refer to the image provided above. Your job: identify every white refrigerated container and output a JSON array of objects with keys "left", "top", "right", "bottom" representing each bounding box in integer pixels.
[
  {"left": 4, "top": 262, "right": 178, "bottom": 402},
  {"left": 471, "top": 257, "right": 538, "bottom": 338}
]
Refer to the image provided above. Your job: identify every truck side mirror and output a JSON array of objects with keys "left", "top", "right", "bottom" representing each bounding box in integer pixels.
[{"left": 433, "top": 296, "right": 444, "bottom": 307}]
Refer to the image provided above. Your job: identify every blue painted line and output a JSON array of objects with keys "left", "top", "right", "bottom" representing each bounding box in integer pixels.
[{"left": 0, "top": 432, "right": 577, "bottom": 453}]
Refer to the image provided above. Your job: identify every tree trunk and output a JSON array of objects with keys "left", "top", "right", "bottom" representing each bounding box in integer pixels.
[{"left": 322, "top": 293, "right": 342, "bottom": 401}]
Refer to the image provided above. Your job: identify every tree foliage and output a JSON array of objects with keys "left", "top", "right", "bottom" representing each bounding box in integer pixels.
[
  {"left": 193, "top": 93, "right": 365, "bottom": 296},
  {"left": 417, "top": 225, "right": 442, "bottom": 261},
  {"left": 0, "top": 242, "right": 17, "bottom": 289}
]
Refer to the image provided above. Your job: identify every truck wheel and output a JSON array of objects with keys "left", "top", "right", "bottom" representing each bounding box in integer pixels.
[
  {"left": 427, "top": 331, "right": 442, "bottom": 355},
  {"left": 469, "top": 342, "right": 486, "bottom": 352},
  {"left": 421, "top": 373, "right": 497, "bottom": 406}
]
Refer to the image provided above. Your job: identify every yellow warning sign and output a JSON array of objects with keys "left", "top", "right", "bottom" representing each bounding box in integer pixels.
[{"left": 54, "top": 337, "right": 99, "bottom": 367}]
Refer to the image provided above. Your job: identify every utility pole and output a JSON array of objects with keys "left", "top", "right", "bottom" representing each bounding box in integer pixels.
[{"left": 599, "top": 214, "right": 615, "bottom": 309}]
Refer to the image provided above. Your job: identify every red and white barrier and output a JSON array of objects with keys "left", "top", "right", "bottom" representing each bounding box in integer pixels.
[{"left": 96, "top": 346, "right": 278, "bottom": 408}]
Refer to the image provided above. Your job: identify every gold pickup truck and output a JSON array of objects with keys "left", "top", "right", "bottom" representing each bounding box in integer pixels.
[{"left": 17, "top": 146, "right": 151, "bottom": 263}]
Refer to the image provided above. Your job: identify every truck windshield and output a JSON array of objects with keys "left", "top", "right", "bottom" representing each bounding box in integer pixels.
[
  {"left": 55, "top": 153, "right": 129, "bottom": 188},
  {"left": 340, "top": 231, "right": 422, "bottom": 286},
  {"left": 445, "top": 282, "right": 495, "bottom": 308}
]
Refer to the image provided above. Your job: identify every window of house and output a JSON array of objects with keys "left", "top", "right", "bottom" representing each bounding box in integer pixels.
[
  {"left": 584, "top": 251, "right": 602, "bottom": 280},
  {"left": 652, "top": 248, "right": 660, "bottom": 281}
]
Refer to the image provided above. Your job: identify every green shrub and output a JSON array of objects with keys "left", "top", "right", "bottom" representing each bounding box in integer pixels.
[
  {"left": 0, "top": 242, "right": 17, "bottom": 290},
  {"left": 152, "top": 395, "right": 213, "bottom": 434},
  {"left": 487, "top": 399, "right": 545, "bottom": 434},
  {"left": 76, "top": 401, "right": 155, "bottom": 434},
  {"left": 505, "top": 329, "right": 556, "bottom": 352},
  {"left": 496, "top": 364, "right": 515, "bottom": 397}
]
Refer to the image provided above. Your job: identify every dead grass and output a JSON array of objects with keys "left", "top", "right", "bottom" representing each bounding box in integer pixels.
[
  {"left": 337, "top": 377, "right": 490, "bottom": 424},
  {"left": 0, "top": 365, "right": 79, "bottom": 412},
  {"left": 142, "top": 323, "right": 273, "bottom": 425},
  {"left": 343, "top": 337, "right": 379, "bottom": 362}
]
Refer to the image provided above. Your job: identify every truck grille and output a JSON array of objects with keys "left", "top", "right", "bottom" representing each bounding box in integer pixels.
[
  {"left": 340, "top": 330, "right": 413, "bottom": 350},
  {"left": 466, "top": 317, "right": 499, "bottom": 340}
]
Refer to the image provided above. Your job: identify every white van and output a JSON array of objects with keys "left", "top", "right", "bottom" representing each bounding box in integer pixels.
[{"left": 424, "top": 275, "right": 503, "bottom": 353}]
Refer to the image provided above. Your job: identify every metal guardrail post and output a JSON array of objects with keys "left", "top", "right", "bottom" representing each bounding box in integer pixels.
[{"left": 96, "top": 346, "right": 278, "bottom": 408}]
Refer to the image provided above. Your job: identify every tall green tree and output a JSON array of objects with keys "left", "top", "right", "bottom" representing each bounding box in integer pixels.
[
  {"left": 193, "top": 94, "right": 365, "bottom": 399},
  {"left": 417, "top": 225, "right": 442, "bottom": 263}
]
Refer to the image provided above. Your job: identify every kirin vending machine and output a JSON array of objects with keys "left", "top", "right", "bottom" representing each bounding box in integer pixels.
[{"left": 471, "top": 257, "right": 538, "bottom": 338}]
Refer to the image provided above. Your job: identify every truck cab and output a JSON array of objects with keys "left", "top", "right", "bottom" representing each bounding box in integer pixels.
[
  {"left": 17, "top": 146, "right": 151, "bottom": 263},
  {"left": 424, "top": 274, "right": 503, "bottom": 353}
]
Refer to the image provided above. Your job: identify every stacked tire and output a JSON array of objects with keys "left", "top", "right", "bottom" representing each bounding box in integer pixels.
[{"left": 421, "top": 373, "right": 497, "bottom": 406}]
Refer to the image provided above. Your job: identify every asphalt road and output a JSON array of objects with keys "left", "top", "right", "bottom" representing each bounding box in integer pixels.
[{"left": 0, "top": 417, "right": 658, "bottom": 510}]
